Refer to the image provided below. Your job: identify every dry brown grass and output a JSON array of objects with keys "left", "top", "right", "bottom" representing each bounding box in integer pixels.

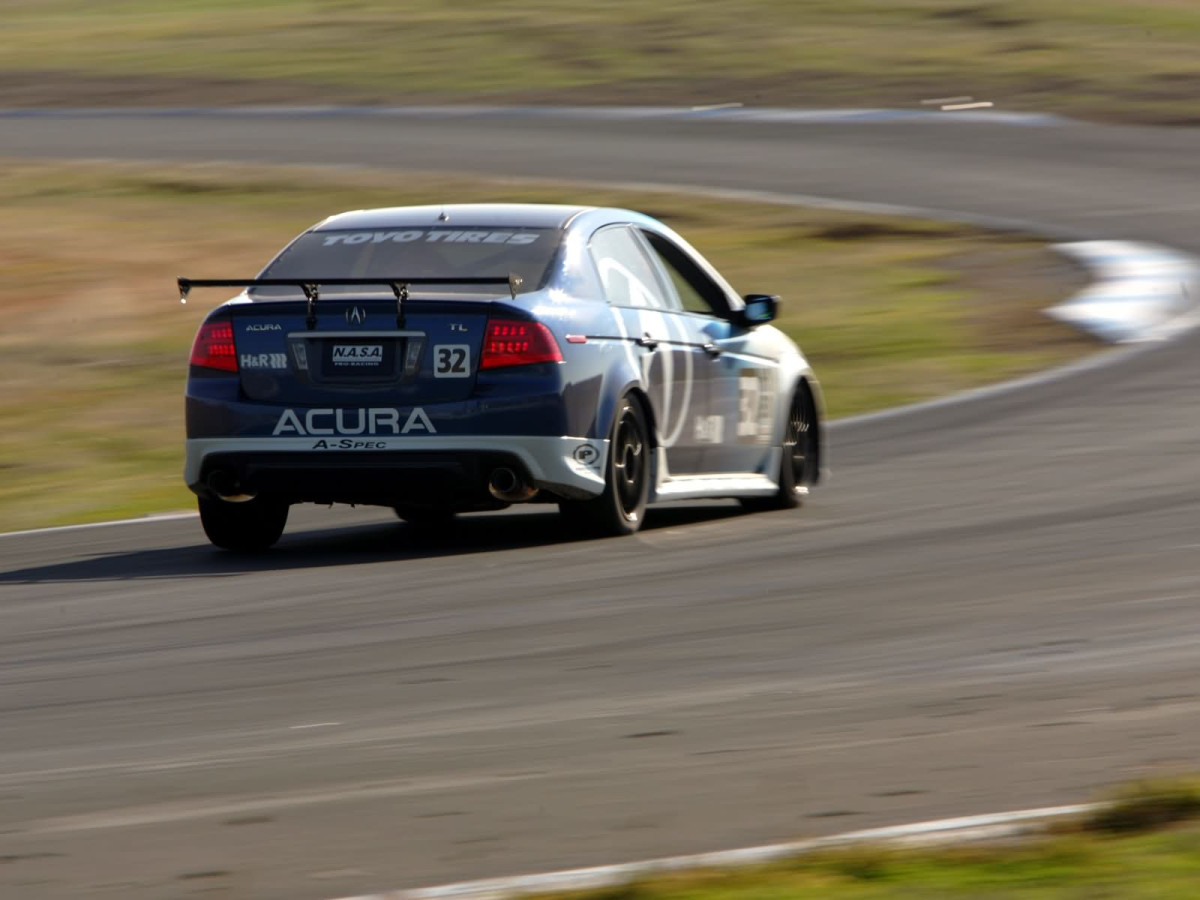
[{"left": 2, "top": 1, "right": 1200, "bottom": 121}]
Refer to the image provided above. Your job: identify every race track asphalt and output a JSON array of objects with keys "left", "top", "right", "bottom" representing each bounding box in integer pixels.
[{"left": 2, "top": 111, "right": 1199, "bottom": 899}]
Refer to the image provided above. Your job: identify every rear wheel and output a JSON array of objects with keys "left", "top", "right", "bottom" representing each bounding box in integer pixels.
[
  {"left": 198, "top": 495, "right": 289, "bottom": 551},
  {"left": 741, "top": 384, "right": 816, "bottom": 512},
  {"left": 559, "top": 394, "right": 650, "bottom": 536}
]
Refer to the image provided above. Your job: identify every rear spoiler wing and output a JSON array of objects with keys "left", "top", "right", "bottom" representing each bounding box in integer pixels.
[{"left": 178, "top": 275, "right": 524, "bottom": 329}]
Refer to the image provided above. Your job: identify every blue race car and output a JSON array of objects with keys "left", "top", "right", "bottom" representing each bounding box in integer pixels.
[{"left": 182, "top": 204, "right": 823, "bottom": 550}]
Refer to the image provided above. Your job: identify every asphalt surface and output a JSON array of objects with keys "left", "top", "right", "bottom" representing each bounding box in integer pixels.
[{"left": 2, "top": 111, "right": 1200, "bottom": 900}]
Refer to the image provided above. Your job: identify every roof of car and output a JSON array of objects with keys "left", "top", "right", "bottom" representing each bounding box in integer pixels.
[{"left": 313, "top": 204, "right": 591, "bottom": 231}]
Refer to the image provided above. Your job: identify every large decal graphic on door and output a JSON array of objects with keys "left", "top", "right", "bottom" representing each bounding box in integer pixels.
[
  {"left": 600, "top": 256, "right": 694, "bottom": 451},
  {"left": 637, "top": 308, "right": 693, "bottom": 449}
]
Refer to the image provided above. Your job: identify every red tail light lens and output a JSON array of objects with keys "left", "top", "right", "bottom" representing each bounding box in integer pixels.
[
  {"left": 190, "top": 319, "right": 238, "bottom": 372},
  {"left": 479, "top": 319, "right": 563, "bottom": 370}
]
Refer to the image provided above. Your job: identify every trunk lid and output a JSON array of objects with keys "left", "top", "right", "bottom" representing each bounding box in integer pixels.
[{"left": 230, "top": 296, "right": 495, "bottom": 406}]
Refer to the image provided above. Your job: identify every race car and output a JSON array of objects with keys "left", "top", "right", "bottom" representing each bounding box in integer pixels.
[{"left": 182, "top": 204, "right": 823, "bottom": 550}]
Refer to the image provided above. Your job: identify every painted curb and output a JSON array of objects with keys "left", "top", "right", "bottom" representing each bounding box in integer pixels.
[
  {"left": 333, "top": 804, "right": 1096, "bottom": 900},
  {"left": 1049, "top": 241, "right": 1200, "bottom": 343},
  {"left": 0, "top": 511, "right": 197, "bottom": 540}
]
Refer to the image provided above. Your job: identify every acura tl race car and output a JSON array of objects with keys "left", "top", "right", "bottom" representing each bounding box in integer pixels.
[{"left": 183, "top": 204, "right": 823, "bottom": 550}]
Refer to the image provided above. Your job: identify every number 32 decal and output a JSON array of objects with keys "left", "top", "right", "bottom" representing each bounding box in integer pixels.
[{"left": 434, "top": 344, "right": 471, "bottom": 378}]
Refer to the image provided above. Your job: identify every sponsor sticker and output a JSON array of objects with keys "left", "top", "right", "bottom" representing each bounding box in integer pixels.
[
  {"left": 737, "top": 370, "right": 777, "bottom": 443},
  {"left": 240, "top": 352, "right": 288, "bottom": 370},
  {"left": 331, "top": 344, "right": 384, "bottom": 367},
  {"left": 321, "top": 230, "right": 540, "bottom": 247},
  {"left": 694, "top": 414, "right": 725, "bottom": 444},
  {"left": 573, "top": 443, "right": 600, "bottom": 465}
]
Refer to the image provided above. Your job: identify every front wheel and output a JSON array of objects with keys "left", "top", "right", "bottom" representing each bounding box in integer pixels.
[
  {"left": 741, "top": 384, "right": 817, "bottom": 512},
  {"left": 198, "top": 495, "right": 289, "bottom": 551},
  {"left": 559, "top": 394, "right": 650, "bottom": 536}
]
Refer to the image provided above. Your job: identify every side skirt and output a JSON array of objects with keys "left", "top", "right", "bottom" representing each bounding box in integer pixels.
[{"left": 652, "top": 473, "right": 809, "bottom": 503}]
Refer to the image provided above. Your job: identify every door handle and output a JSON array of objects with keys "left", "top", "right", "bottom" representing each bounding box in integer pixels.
[
  {"left": 636, "top": 334, "right": 659, "bottom": 351},
  {"left": 702, "top": 342, "right": 722, "bottom": 358}
]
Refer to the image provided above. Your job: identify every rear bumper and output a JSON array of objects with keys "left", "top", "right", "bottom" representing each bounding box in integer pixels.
[{"left": 185, "top": 435, "right": 607, "bottom": 505}]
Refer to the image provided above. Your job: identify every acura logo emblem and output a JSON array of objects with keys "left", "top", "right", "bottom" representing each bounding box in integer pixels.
[{"left": 345, "top": 306, "right": 366, "bottom": 325}]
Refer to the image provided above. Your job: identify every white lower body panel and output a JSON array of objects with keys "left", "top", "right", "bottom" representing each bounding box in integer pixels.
[{"left": 184, "top": 435, "right": 609, "bottom": 498}]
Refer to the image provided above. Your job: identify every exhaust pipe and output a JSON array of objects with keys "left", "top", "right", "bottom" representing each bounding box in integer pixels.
[
  {"left": 488, "top": 467, "right": 538, "bottom": 503},
  {"left": 206, "top": 469, "right": 257, "bottom": 503}
]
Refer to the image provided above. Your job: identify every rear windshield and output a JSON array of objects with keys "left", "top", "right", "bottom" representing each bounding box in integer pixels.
[{"left": 253, "top": 227, "right": 561, "bottom": 297}]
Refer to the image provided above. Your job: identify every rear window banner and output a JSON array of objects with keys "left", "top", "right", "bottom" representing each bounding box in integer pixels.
[
  {"left": 257, "top": 227, "right": 558, "bottom": 297},
  {"left": 320, "top": 230, "right": 541, "bottom": 247}
]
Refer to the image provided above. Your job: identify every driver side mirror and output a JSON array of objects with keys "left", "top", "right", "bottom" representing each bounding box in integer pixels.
[{"left": 739, "top": 293, "right": 780, "bottom": 327}]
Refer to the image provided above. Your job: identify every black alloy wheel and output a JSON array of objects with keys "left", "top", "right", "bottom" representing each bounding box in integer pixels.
[
  {"left": 559, "top": 394, "right": 650, "bottom": 536},
  {"left": 612, "top": 402, "right": 648, "bottom": 522},
  {"left": 784, "top": 386, "right": 815, "bottom": 491},
  {"left": 742, "top": 385, "right": 815, "bottom": 512}
]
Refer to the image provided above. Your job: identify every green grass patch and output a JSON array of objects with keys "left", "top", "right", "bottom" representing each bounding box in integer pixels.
[
  {"left": 533, "top": 830, "right": 1200, "bottom": 899},
  {"left": 2, "top": 1, "right": 1200, "bottom": 122},
  {"left": 0, "top": 161, "right": 1093, "bottom": 532}
]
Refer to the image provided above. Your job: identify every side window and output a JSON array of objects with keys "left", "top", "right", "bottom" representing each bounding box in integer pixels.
[
  {"left": 588, "top": 226, "right": 672, "bottom": 310},
  {"left": 640, "top": 231, "right": 731, "bottom": 318}
]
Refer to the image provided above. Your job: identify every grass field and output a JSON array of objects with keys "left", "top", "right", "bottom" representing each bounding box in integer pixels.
[
  {"left": 531, "top": 781, "right": 1200, "bottom": 899},
  {"left": 0, "top": 1, "right": 1199, "bottom": 122},
  {"left": 0, "top": 161, "right": 1092, "bottom": 532},
  {"left": 535, "top": 828, "right": 1200, "bottom": 899}
]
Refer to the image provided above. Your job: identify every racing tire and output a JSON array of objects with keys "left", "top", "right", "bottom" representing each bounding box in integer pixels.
[
  {"left": 198, "top": 495, "right": 289, "bottom": 551},
  {"left": 559, "top": 394, "right": 650, "bottom": 537},
  {"left": 741, "top": 383, "right": 817, "bottom": 513}
]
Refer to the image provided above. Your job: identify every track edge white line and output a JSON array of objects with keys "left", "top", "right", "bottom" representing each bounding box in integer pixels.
[
  {"left": 334, "top": 803, "right": 1096, "bottom": 900},
  {"left": 0, "top": 511, "right": 197, "bottom": 540}
]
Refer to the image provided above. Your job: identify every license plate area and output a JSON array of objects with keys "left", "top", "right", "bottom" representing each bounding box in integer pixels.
[
  {"left": 324, "top": 341, "right": 392, "bottom": 375},
  {"left": 289, "top": 331, "right": 425, "bottom": 385}
]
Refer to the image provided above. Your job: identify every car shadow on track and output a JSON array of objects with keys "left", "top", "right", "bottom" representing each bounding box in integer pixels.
[{"left": 0, "top": 504, "right": 749, "bottom": 584}]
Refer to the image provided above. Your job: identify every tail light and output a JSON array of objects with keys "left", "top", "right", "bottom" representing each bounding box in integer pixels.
[
  {"left": 479, "top": 319, "right": 563, "bottom": 370},
  {"left": 190, "top": 318, "right": 238, "bottom": 372}
]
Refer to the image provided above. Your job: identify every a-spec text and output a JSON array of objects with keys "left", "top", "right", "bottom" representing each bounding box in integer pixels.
[{"left": 311, "top": 439, "right": 389, "bottom": 450}]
